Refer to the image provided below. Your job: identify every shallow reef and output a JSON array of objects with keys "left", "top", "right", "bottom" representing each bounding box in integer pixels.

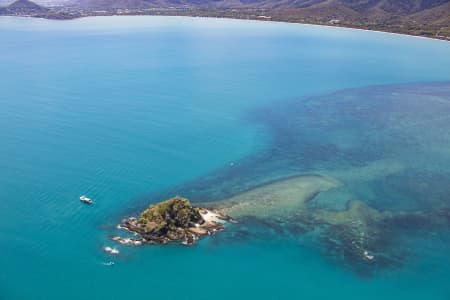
[
  {"left": 200, "top": 174, "right": 450, "bottom": 274},
  {"left": 203, "top": 175, "right": 340, "bottom": 219}
]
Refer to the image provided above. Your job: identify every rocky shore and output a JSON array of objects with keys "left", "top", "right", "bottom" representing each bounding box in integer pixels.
[{"left": 115, "top": 196, "right": 232, "bottom": 246}]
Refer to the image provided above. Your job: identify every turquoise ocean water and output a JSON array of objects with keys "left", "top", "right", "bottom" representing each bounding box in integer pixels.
[{"left": 1, "top": 16, "right": 450, "bottom": 299}]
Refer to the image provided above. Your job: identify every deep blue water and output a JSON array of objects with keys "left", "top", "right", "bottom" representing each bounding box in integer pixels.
[{"left": 1, "top": 16, "right": 450, "bottom": 300}]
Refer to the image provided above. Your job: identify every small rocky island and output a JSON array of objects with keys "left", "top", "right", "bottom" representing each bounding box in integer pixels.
[{"left": 115, "top": 196, "right": 232, "bottom": 245}]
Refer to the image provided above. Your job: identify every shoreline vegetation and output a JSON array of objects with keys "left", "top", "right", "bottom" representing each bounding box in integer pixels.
[{"left": 0, "top": 0, "right": 449, "bottom": 41}]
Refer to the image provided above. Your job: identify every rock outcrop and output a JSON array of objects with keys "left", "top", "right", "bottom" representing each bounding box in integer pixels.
[
  {"left": 0, "top": 0, "right": 48, "bottom": 14},
  {"left": 118, "top": 196, "right": 230, "bottom": 245}
]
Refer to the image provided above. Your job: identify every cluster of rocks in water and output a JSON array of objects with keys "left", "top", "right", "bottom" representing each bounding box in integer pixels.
[{"left": 114, "top": 196, "right": 232, "bottom": 246}]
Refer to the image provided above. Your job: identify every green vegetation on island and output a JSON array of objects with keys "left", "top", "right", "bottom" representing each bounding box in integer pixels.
[
  {"left": 138, "top": 197, "right": 204, "bottom": 237},
  {"left": 117, "top": 196, "right": 230, "bottom": 245}
]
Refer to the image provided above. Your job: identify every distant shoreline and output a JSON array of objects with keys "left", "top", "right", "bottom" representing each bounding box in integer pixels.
[
  {"left": 192, "top": 15, "right": 450, "bottom": 43},
  {"left": 1, "top": 11, "right": 449, "bottom": 42}
]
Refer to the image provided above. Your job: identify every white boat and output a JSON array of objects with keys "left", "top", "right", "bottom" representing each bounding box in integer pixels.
[
  {"left": 104, "top": 246, "right": 119, "bottom": 255},
  {"left": 80, "top": 195, "right": 93, "bottom": 204}
]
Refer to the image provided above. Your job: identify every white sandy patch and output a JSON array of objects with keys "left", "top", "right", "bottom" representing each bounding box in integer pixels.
[{"left": 200, "top": 209, "right": 225, "bottom": 223}]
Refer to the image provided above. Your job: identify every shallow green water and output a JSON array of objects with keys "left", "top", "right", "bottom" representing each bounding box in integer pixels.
[{"left": 1, "top": 16, "right": 450, "bottom": 300}]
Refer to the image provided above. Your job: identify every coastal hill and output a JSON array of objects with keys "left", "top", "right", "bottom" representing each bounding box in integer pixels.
[
  {"left": 0, "top": 0, "right": 49, "bottom": 13},
  {"left": 75, "top": 0, "right": 450, "bottom": 16},
  {"left": 0, "top": 0, "right": 448, "bottom": 39},
  {"left": 72, "top": 0, "right": 450, "bottom": 38},
  {"left": 0, "top": 0, "right": 83, "bottom": 18}
]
